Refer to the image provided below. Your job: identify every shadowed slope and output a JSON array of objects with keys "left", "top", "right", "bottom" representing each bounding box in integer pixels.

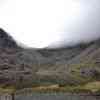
[{"left": 0, "top": 29, "right": 19, "bottom": 48}]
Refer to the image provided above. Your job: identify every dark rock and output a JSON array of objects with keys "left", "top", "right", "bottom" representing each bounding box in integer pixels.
[{"left": 0, "top": 28, "right": 19, "bottom": 48}]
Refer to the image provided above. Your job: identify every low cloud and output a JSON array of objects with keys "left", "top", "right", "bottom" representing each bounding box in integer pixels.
[
  {"left": 49, "top": 0, "right": 100, "bottom": 48},
  {"left": 0, "top": 0, "right": 100, "bottom": 48}
]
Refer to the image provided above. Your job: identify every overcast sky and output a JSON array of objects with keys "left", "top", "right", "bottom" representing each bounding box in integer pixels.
[{"left": 0, "top": 0, "right": 100, "bottom": 48}]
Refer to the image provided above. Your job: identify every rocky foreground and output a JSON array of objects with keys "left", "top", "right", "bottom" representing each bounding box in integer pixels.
[{"left": 0, "top": 29, "right": 100, "bottom": 93}]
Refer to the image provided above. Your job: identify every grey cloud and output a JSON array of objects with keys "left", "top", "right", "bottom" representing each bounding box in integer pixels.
[{"left": 49, "top": 0, "right": 100, "bottom": 48}]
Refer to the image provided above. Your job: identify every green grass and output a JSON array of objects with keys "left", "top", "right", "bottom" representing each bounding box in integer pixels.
[
  {"left": 0, "top": 85, "right": 16, "bottom": 94},
  {"left": 68, "top": 62, "right": 98, "bottom": 84},
  {"left": 0, "top": 62, "right": 99, "bottom": 94},
  {"left": 0, "top": 81, "right": 100, "bottom": 94}
]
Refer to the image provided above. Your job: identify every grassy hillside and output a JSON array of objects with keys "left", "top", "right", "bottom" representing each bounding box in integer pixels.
[{"left": 0, "top": 29, "right": 100, "bottom": 93}]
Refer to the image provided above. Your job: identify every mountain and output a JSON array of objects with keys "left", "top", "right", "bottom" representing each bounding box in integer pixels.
[
  {"left": 0, "top": 28, "right": 100, "bottom": 88},
  {"left": 36, "top": 40, "right": 100, "bottom": 85},
  {"left": 0, "top": 29, "right": 19, "bottom": 48}
]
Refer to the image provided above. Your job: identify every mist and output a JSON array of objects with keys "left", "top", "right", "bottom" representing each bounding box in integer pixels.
[{"left": 0, "top": 0, "right": 100, "bottom": 48}]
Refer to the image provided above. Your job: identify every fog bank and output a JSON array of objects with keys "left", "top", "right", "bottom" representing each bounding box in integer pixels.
[{"left": 0, "top": 0, "right": 100, "bottom": 48}]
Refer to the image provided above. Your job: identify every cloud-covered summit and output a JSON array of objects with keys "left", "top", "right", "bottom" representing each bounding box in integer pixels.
[{"left": 0, "top": 0, "right": 100, "bottom": 48}]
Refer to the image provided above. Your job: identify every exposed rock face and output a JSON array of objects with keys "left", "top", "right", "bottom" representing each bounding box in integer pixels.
[
  {"left": 0, "top": 29, "right": 19, "bottom": 48},
  {"left": 0, "top": 28, "right": 100, "bottom": 88}
]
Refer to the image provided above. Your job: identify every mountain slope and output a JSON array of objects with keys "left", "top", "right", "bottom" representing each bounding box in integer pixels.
[
  {"left": 0, "top": 28, "right": 100, "bottom": 88},
  {"left": 35, "top": 39, "right": 100, "bottom": 85}
]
